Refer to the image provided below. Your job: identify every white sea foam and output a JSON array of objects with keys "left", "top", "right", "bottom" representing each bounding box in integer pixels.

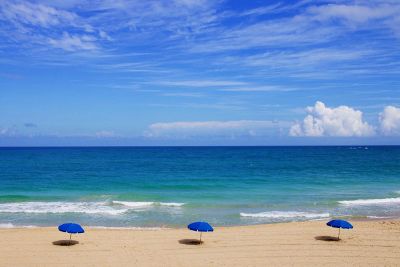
[
  {"left": 0, "top": 200, "right": 185, "bottom": 215},
  {"left": 0, "top": 201, "right": 127, "bottom": 215},
  {"left": 112, "top": 201, "right": 185, "bottom": 207},
  {"left": 338, "top": 197, "right": 400, "bottom": 206},
  {"left": 240, "top": 211, "right": 330, "bottom": 219},
  {"left": 112, "top": 201, "right": 154, "bottom": 208},
  {"left": 159, "top": 202, "right": 185, "bottom": 207},
  {"left": 0, "top": 223, "right": 37, "bottom": 228},
  {"left": 0, "top": 223, "right": 15, "bottom": 228},
  {"left": 367, "top": 216, "right": 393, "bottom": 219}
]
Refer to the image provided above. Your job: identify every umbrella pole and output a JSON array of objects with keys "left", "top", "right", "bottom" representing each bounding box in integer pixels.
[
  {"left": 337, "top": 228, "right": 340, "bottom": 240},
  {"left": 69, "top": 234, "right": 72, "bottom": 245},
  {"left": 199, "top": 232, "right": 202, "bottom": 244}
]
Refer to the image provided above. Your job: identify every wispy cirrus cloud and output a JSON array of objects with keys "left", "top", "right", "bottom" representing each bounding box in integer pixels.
[
  {"left": 2, "top": 0, "right": 400, "bottom": 79},
  {"left": 0, "top": 0, "right": 108, "bottom": 52},
  {"left": 154, "top": 80, "right": 248, "bottom": 87},
  {"left": 152, "top": 80, "right": 293, "bottom": 92},
  {"left": 1, "top": 1, "right": 79, "bottom": 28},
  {"left": 219, "top": 85, "right": 294, "bottom": 92},
  {"left": 1, "top": 0, "right": 400, "bottom": 146},
  {"left": 162, "top": 92, "right": 205, "bottom": 98},
  {"left": 219, "top": 47, "right": 386, "bottom": 79},
  {"left": 307, "top": 3, "right": 400, "bottom": 25},
  {"left": 149, "top": 101, "right": 247, "bottom": 111},
  {"left": 238, "top": 3, "right": 285, "bottom": 17},
  {"left": 236, "top": 48, "right": 374, "bottom": 68},
  {"left": 190, "top": 1, "right": 400, "bottom": 53},
  {"left": 48, "top": 32, "right": 99, "bottom": 51},
  {"left": 178, "top": 1, "right": 400, "bottom": 80}
]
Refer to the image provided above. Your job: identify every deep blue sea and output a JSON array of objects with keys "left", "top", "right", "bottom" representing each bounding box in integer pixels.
[{"left": 0, "top": 146, "right": 399, "bottom": 228}]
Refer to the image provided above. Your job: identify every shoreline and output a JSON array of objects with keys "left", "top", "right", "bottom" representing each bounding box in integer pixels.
[
  {"left": 1, "top": 220, "right": 399, "bottom": 266},
  {"left": 1, "top": 215, "right": 398, "bottom": 230}
]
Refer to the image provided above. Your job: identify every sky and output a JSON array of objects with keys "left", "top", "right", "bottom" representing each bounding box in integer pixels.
[{"left": 0, "top": 0, "right": 400, "bottom": 146}]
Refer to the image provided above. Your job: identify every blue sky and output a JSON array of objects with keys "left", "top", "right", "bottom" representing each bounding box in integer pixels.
[{"left": 1, "top": 0, "right": 400, "bottom": 146}]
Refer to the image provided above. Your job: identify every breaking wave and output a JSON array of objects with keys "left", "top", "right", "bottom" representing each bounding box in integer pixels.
[
  {"left": 338, "top": 197, "right": 400, "bottom": 206},
  {"left": 0, "top": 200, "right": 185, "bottom": 215},
  {"left": 0, "top": 223, "right": 37, "bottom": 228},
  {"left": 240, "top": 211, "right": 330, "bottom": 219},
  {"left": 112, "top": 201, "right": 184, "bottom": 207}
]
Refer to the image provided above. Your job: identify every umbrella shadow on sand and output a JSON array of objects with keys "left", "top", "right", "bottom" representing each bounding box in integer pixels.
[
  {"left": 52, "top": 240, "right": 79, "bottom": 246},
  {"left": 314, "top": 236, "right": 340, "bottom": 242},
  {"left": 179, "top": 239, "right": 203, "bottom": 245}
]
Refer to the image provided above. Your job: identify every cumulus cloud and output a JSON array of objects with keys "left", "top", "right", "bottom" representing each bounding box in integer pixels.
[
  {"left": 145, "top": 120, "right": 289, "bottom": 138},
  {"left": 379, "top": 106, "right": 400, "bottom": 136},
  {"left": 290, "top": 101, "right": 375, "bottom": 137}
]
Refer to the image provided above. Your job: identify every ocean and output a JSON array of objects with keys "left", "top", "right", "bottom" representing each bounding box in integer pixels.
[{"left": 0, "top": 146, "right": 399, "bottom": 228}]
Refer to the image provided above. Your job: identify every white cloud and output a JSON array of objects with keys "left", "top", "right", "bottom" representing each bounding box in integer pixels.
[
  {"left": 307, "top": 3, "right": 400, "bottom": 25},
  {"left": 0, "top": 1, "right": 102, "bottom": 35},
  {"left": 98, "top": 30, "right": 112, "bottom": 41},
  {"left": 219, "top": 85, "right": 292, "bottom": 92},
  {"left": 239, "top": 3, "right": 284, "bottom": 17},
  {"left": 290, "top": 101, "right": 375, "bottom": 137},
  {"left": 306, "top": 3, "right": 400, "bottom": 39},
  {"left": 191, "top": 17, "right": 333, "bottom": 53},
  {"left": 162, "top": 92, "right": 204, "bottom": 97},
  {"left": 154, "top": 80, "right": 294, "bottom": 93},
  {"left": 79, "top": 0, "right": 219, "bottom": 40},
  {"left": 1, "top": 1, "right": 77, "bottom": 28},
  {"left": 0, "top": 1, "right": 109, "bottom": 52},
  {"left": 238, "top": 48, "right": 372, "bottom": 68},
  {"left": 379, "top": 106, "right": 400, "bottom": 136},
  {"left": 145, "top": 120, "right": 289, "bottom": 138},
  {"left": 190, "top": 2, "right": 400, "bottom": 53},
  {"left": 48, "top": 32, "right": 98, "bottom": 51},
  {"left": 156, "top": 80, "right": 247, "bottom": 87}
]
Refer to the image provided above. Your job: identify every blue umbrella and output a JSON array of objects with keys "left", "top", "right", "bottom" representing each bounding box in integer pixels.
[
  {"left": 58, "top": 223, "right": 85, "bottom": 243},
  {"left": 327, "top": 219, "right": 353, "bottom": 240},
  {"left": 188, "top": 221, "right": 213, "bottom": 244}
]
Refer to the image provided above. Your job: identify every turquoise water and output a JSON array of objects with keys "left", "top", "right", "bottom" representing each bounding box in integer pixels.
[{"left": 0, "top": 146, "right": 399, "bottom": 228}]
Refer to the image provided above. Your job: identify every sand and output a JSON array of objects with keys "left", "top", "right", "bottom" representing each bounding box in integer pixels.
[{"left": 0, "top": 220, "right": 399, "bottom": 266}]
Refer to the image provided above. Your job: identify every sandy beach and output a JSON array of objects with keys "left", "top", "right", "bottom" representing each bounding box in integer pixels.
[{"left": 1, "top": 220, "right": 399, "bottom": 267}]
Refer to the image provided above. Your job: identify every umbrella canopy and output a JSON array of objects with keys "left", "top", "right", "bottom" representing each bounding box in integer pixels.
[
  {"left": 326, "top": 219, "right": 353, "bottom": 240},
  {"left": 327, "top": 220, "right": 353, "bottom": 229},
  {"left": 58, "top": 223, "right": 85, "bottom": 234},
  {"left": 188, "top": 221, "right": 214, "bottom": 232},
  {"left": 187, "top": 221, "right": 213, "bottom": 244}
]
